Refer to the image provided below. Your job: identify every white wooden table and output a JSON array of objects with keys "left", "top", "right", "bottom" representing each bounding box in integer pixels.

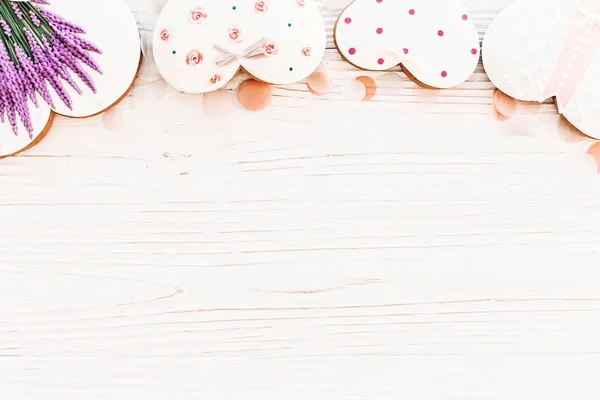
[{"left": 2, "top": 0, "right": 600, "bottom": 398}]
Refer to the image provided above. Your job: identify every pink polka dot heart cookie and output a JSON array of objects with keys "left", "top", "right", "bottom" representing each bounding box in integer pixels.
[
  {"left": 483, "top": 0, "right": 600, "bottom": 139},
  {"left": 334, "top": 0, "right": 480, "bottom": 89}
]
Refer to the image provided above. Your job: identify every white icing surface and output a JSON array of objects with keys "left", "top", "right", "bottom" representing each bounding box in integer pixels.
[
  {"left": 153, "top": 0, "right": 326, "bottom": 93},
  {"left": 334, "top": 0, "right": 480, "bottom": 89},
  {"left": 47, "top": 0, "right": 141, "bottom": 117},
  {"left": 482, "top": 0, "right": 600, "bottom": 139},
  {"left": 0, "top": 100, "right": 51, "bottom": 157}
]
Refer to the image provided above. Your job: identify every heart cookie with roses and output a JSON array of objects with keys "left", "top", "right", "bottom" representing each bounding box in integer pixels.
[{"left": 153, "top": 0, "right": 326, "bottom": 94}]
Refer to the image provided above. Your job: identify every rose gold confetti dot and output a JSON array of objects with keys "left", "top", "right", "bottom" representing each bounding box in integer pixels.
[
  {"left": 307, "top": 71, "right": 331, "bottom": 96},
  {"left": 356, "top": 76, "right": 377, "bottom": 101},
  {"left": 340, "top": 78, "right": 366, "bottom": 101},
  {"left": 587, "top": 142, "right": 600, "bottom": 173},
  {"left": 492, "top": 89, "right": 517, "bottom": 119},
  {"left": 238, "top": 79, "right": 272, "bottom": 112},
  {"left": 493, "top": 108, "right": 510, "bottom": 121}
]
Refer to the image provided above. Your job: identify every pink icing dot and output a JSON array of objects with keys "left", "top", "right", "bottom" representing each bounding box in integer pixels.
[
  {"left": 348, "top": 47, "right": 356, "bottom": 55},
  {"left": 462, "top": 14, "right": 468, "bottom": 20},
  {"left": 408, "top": 9, "right": 415, "bottom": 15},
  {"left": 403, "top": 48, "right": 409, "bottom": 54},
  {"left": 377, "top": 58, "right": 384, "bottom": 65},
  {"left": 471, "top": 48, "right": 478, "bottom": 55},
  {"left": 345, "top": 17, "right": 352, "bottom": 24},
  {"left": 441, "top": 71, "right": 448, "bottom": 78},
  {"left": 376, "top": 0, "right": 383, "bottom": 3},
  {"left": 438, "top": 30, "right": 444, "bottom": 37},
  {"left": 376, "top": 27, "right": 383, "bottom": 34}
]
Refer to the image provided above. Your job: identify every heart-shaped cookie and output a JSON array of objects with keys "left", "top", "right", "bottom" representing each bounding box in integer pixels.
[
  {"left": 334, "top": 0, "right": 480, "bottom": 89},
  {"left": 153, "top": 0, "right": 326, "bottom": 93},
  {"left": 483, "top": 0, "right": 600, "bottom": 139}
]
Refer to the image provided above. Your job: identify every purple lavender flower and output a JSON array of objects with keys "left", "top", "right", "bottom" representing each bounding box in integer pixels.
[
  {"left": 0, "top": 20, "right": 11, "bottom": 36},
  {"left": 50, "top": 36, "right": 96, "bottom": 93},
  {"left": 41, "top": 35, "right": 81, "bottom": 95},
  {"left": 29, "top": 11, "right": 41, "bottom": 28},
  {"left": 24, "top": 27, "right": 72, "bottom": 110},
  {"left": 0, "top": 0, "right": 103, "bottom": 136},
  {"left": 15, "top": 44, "right": 50, "bottom": 107},
  {"left": 10, "top": 3, "right": 23, "bottom": 20},
  {"left": 0, "top": 72, "right": 11, "bottom": 123},
  {"left": 49, "top": 23, "right": 103, "bottom": 73},
  {"left": 38, "top": 8, "right": 86, "bottom": 34},
  {"left": 14, "top": 49, "right": 38, "bottom": 107},
  {"left": 0, "top": 40, "right": 32, "bottom": 134}
]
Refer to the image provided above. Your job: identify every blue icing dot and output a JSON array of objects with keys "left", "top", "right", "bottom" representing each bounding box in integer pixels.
[
  {"left": 288, "top": 23, "right": 292, "bottom": 27},
  {"left": 289, "top": 67, "right": 293, "bottom": 71},
  {"left": 232, "top": 5, "right": 236, "bottom": 10},
  {"left": 172, "top": 50, "right": 176, "bottom": 54}
]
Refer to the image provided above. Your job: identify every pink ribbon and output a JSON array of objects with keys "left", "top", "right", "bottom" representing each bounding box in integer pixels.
[{"left": 542, "top": 1, "right": 600, "bottom": 112}]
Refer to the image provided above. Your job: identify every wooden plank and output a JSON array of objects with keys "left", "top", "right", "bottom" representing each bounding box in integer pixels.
[{"left": 1, "top": 0, "right": 599, "bottom": 398}]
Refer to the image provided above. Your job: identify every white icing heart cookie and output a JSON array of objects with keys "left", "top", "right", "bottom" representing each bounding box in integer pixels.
[
  {"left": 153, "top": 0, "right": 326, "bottom": 94},
  {"left": 0, "top": 0, "right": 141, "bottom": 157},
  {"left": 483, "top": 0, "right": 600, "bottom": 139},
  {"left": 334, "top": 0, "right": 480, "bottom": 89}
]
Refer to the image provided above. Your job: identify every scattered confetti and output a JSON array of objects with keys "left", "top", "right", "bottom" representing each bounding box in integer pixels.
[
  {"left": 587, "top": 142, "right": 600, "bottom": 173},
  {"left": 356, "top": 76, "right": 377, "bottom": 101},
  {"left": 238, "top": 79, "right": 272, "bottom": 112},
  {"left": 340, "top": 78, "right": 367, "bottom": 101},
  {"left": 307, "top": 71, "right": 331, "bottom": 96},
  {"left": 492, "top": 89, "right": 517, "bottom": 120}
]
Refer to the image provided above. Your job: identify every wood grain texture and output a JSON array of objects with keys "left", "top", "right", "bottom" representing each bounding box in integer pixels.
[{"left": 2, "top": 0, "right": 600, "bottom": 398}]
